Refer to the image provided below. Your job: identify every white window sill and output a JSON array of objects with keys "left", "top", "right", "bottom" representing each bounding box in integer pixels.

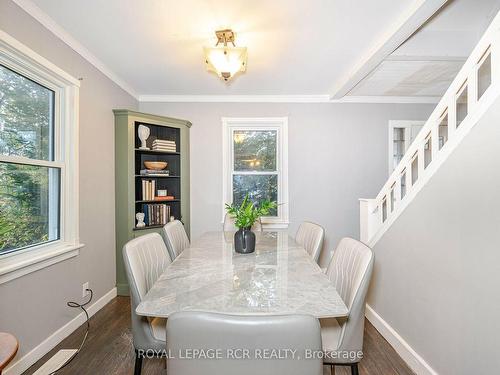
[
  {"left": 262, "top": 222, "right": 289, "bottom": 230},
  {"left": 219, "top": 221, "right": 289, "bottom": 230},
  {"left": 0, "top": 241, "right": 84, "bottom": 285}
]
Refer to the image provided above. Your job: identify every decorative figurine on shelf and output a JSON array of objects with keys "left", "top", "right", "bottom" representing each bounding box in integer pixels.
[
  {"left": 138, "top": 124, "right": 150, "bottom": 150},
  {"left": 136, "top": 212, "right": 146, "bottom": 228},
  {"left": 225, "top": 194, "right": 277, "bottom": 254}
]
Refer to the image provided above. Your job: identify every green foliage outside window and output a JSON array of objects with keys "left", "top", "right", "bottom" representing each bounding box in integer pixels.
[{"left": 0, "top": 64, "right": 58, "bottom": 253}]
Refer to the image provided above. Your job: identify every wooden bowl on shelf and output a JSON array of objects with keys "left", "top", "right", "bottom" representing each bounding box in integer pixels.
[{"left": 144, "top": 161, "right": 168, "bottom": 170}]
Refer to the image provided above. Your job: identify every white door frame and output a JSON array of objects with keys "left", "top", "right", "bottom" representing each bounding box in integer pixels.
[{"left": 388, "top": 120, "right": 425, "bottom": 175}]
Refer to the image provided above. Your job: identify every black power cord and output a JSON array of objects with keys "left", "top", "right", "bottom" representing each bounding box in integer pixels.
[{"left": 48, "top": 288, "right": 93, "bottom": 375}]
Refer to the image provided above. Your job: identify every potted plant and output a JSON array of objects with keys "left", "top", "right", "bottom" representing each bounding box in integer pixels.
[{"left": 225, "top": 194, "right": 277, "bottom": 254}]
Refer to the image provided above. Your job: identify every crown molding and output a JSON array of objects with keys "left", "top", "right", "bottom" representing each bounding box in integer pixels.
[
  {"left": 138, "top": 95, "right": 331, "bottom": 103},
  {"left": 339, "top": 95, "right": 440, "bottom": 104},
  {"left": 139, "top": 94, "right": 440, "bottom": 104},
  {"left": 12, "top": 0, "right": 138, "bottom": 99}
]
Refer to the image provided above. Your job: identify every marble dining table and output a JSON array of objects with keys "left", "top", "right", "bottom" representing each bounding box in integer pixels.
[{"left": 136, "top": 231, "right": 348, "bottom": 318}]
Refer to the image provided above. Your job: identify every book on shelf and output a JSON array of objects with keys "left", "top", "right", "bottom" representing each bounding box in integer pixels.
[
  {"left": 153, "top": 139, "right": 176, "bottom": 145},
  {"left": 140, "top": 169, "right": 170, "bottom": 175},
  {"left": 141, "top": 203, "right": 171, "bottom": 226},
  {"left": 152, "top": 147, "right": 177, "bottom": 152},
  {"left": 154, "top": 196, "right": 175, "bottom": 201},
  {"left": 141, "top": 179, "right": 156, "bottom": 201}
]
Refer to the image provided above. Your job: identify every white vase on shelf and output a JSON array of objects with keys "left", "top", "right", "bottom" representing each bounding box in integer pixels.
[{"left": 138, "top": 125, "right": 150, "bottom": 150}]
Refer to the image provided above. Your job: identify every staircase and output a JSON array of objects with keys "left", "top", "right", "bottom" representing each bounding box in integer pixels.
[{"left": 360, "top": 10, "right": 500, "bottom": 247}]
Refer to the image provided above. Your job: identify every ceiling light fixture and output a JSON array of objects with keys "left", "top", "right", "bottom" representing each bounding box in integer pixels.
[{"left": 204, "top": 29, "right": 247, "bottom": 82}]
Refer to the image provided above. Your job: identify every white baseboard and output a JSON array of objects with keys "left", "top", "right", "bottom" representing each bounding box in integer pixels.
[
  {"left": 365, "top": 304, "right": 438, "bottom": 375},
  {"left": 4, "top": 287, "right": 117, "bottom": 375}
]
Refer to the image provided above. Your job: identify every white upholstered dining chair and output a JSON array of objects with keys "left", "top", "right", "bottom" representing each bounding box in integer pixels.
[
  {"left": 295, "top": 221, "right": 325, "bottom": 263},
  {"left": 122, "top": 233, "right": 172, "bottom": 375},
  {"left": 166, "top": 311, "right": 323, "bottom": 375},
  {"left": 223, "top": 212, "right": 262, "bottom": 232},
  {"left": 321, "top": 237, "right": 374, "bottom": 375},
  {"left": 162, "top": 220, "right": 190, "bottom": 260}
]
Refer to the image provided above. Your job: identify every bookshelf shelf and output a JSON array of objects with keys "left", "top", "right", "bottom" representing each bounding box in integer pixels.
[
  {"left": 133, "top": 224, "right": 163, "bottom": 231},
  {"left": 135, "top": 175, "right": 180, "bottom": 178},
  {"left": 114, "top": 109, "right": 191, "bottom": 296},
  {"left": 134, "top": 148, "right": 180, "bottom": 155},
  {"left": 135, "top": 199, "right": 180, "bottom": 203}
]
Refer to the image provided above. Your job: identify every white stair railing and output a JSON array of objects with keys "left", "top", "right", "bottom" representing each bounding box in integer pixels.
[{"left": 360, "top": 10, "right": 500, "bottom": 246}]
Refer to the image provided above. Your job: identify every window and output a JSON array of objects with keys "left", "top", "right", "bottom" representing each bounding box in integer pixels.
[
  {"left": 222, "top": 117, "right": 289, "bottom": 228},
  {"left": 0, "top": 30, "right": 80, "bottom": 283},
  {"left": 0, "top": 65, "right": 59, "bottom": 254},
  {"left": 388, "top": 120, "right": 424, "bottom": 175}
]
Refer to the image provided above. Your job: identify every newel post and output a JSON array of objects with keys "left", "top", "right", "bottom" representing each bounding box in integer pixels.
[{"left": 359, "top": 198, "right": 375, "bottom": 244}]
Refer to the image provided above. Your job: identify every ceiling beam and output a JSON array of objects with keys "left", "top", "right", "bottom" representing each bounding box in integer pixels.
[{"left": 330, "top": 0, "right": 449, "bottom": 100}]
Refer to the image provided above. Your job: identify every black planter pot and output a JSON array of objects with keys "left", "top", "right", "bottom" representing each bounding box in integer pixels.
[{"left": 234, "top": 227, "right": 256, "bottom": 254}]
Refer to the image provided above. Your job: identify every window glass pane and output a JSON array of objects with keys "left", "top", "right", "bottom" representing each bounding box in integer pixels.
[
  {"left": 456, "top": 84, "right": 468, "bottom": 128},
  {"left": 233, "top": 174, "right": 277, "bottom": 216},
  {"left": 0, "top": 162, "right": 60, "bottom": 254},
  {"left": 234, "top": 130, "right": 276, "bottom": 171},
  {"left": 0, "top": 65, "right": 54, "bottom": 160}
]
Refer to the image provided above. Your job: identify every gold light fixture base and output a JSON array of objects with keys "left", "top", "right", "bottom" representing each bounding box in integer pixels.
[{"left": 215, "top": 29, "right": 235, "bottom": 46}]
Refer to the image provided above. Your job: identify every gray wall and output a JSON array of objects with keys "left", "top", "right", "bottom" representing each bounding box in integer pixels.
[
  {"left": 0, "top": 0, "right": 137, "bottom": 363},
  {"left": 367, "top": 95, "right": 500, "bottom": 374},
  {"left": 140, "top": 102, "right": 434, "bottom": 266}
]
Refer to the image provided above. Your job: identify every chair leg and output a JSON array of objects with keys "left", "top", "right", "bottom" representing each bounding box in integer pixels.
[
  {"left": 134, "top": 350, "right": 143, "bottom": 375},
  {"left": 350, "top": 363, "right": 359, "bottom": 375}
]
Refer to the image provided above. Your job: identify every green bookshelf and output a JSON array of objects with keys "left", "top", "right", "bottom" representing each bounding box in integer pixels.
[{"left": 114, "top": 109, "right": 191, "bottom": 295}]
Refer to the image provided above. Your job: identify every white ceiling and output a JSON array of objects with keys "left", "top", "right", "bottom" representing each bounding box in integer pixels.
[
  {"left": 28, "top": 0, "right": 420, "bottom": 96},
  {"left": 351, "top": 0, "right": 500, "bottom": 98},
  {"left": 21, "top": 0, "right": 500, "bottom": 99}
]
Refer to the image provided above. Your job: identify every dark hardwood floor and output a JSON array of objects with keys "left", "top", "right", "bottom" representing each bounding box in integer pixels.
[{"left": 24, "top": 297, "right": 414, "bottom": 375}]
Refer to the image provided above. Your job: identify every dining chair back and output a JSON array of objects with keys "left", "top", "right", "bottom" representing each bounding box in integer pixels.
[
  {"left": 166, "top": 312, "right": 323, "bottom": 375},
  {"left": 295, "top": 222, "right": 324, "bottom": 263},
  {"left": 123, "top": 233, "right": 172, "bottom": 374},
  {"left": 322, "top": 238, "right": 374, "bottom": 374},
  {"left": 223, "top": 213, "right": 262, "bottom": 232},
  {"left": 162, "top": 220, "right": 190, "bottom": 260}
]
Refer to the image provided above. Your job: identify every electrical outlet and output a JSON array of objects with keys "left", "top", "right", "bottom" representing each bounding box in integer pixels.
[{"left": 82, "top": 282, "right": 89, "bottom": 298}]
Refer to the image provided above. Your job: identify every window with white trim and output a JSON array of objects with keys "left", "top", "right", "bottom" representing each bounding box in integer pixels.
[
  {"left": 222, "top": 117, "right": 289, "bottom": 228},
  {"left": 0, "top": 31, "right": 80, "bottom": 282}
]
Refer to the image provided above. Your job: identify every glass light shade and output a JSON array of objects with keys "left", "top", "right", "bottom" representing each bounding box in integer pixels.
[{"left": 204, "top": 46, "right": 247, "bottom": 81}]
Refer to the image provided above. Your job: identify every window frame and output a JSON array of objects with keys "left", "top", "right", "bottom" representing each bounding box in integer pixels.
[
  {"left": 222, "top": 117, "right": 289, "bottom": 229},
  {"left": 0, "top": 30, "right": 82, "bottom": 284}
]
